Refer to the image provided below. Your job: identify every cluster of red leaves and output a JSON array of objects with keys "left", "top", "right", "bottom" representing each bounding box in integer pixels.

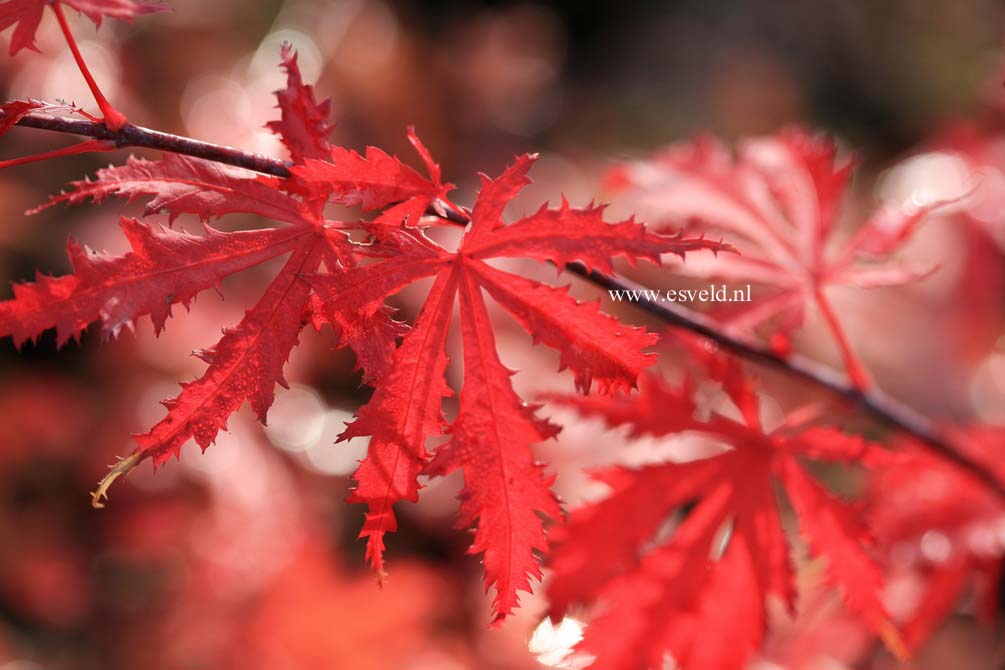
[
  {"left": 2, "top": 3, "right": 1003, "bottom": 667},
  {"left": 544, "top": 346, "right": 905, "bottom": 669},
  {"left": 608, "top": 129, "right": 965, "bottom": 389},
  {"left": 0, "top": 40, "right": 723, "bottom": 622}
]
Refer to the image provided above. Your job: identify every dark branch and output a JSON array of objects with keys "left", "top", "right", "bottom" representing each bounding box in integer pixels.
[
  {"left": 7, "top": 110, "right": 1003, "bottom": 497},
  {"left": 13, "top": 114, "right": 293, "bottom": 177}
]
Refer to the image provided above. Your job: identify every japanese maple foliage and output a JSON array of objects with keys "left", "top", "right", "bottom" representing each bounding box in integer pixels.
[
  {"left": 1, "top": 1, "right": 1003, "bottom": 665},
  {"left": 545, "top": 349, "right": 904, "bottom": 669},
  {"left": 3, "top": 47, "right": 434, "bottom": 485},
  {"left": 609, "top": 128, "right": 966, "bottom": 389},
  {"left": 868, "top": 428, "right": 1005, "bottom": 651},
  {"left": 267, "top": 44, "right": 335, "bottom": 164},
  {"left": 2, "top": 0, "right": 166, "bottom": 140},
  {"left": 0, "top": 216, "right": 313, "bottom": 347},
  {"left": 299, "top": 152, "right": 717, "bottom": 620},
  {"left": 31, "top": 152, "right": 310, "bottom": 224},
  {"left": 0, "top": 36, "right": 723, "bottom": 623},
  {"left": 0, "top": 98, "right": 43, "bottom": 136}
]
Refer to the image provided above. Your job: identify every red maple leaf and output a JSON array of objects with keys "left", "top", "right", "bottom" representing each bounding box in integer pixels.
[
  {"left": 0, "top": 0, "right": 168, "bottom": 55},
  {"left": 0, "top": 216, "right": 315, "bottom": 347},
  {"left": 0, "top": 98, "right": 43, "bottom": 136},
  {"left": 301, "top": 153, "right": 724, "bottom": 621},
  {"left": 1, "top": 200, "right": 397, "bottom": 485},
  {"left": 544, "top": 350, "right": 904, "bottom": 669},
  {"left": 868, "top": 427, "right": 1005, "bottom": 651},
  {"left": 609, "top": 127, "right": 966, "bottom": 389},
  {"left": 32, "top": 152, "right": 309, "bottom": 225},
  {"left": 288, "top": 125, "right": 458, "bottom": 228},
  {"left": 0, "top": 48, "right": 400, "bottom": 500},
  {"left": 267, "top": 42, "right": 334, "bottom": 163}
]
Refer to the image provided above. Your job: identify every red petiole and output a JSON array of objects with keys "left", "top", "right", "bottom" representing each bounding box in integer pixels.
[{"left": 49, "top": 1, "right": 128, "bottom": 131}]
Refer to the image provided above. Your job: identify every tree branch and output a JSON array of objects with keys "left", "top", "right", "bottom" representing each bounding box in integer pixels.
[
  {"left": 7, "top": 111, "right": 1003, "bottom": 497},
  {"left": 13, "top": 114, "right": 293, "bottom": 177}
]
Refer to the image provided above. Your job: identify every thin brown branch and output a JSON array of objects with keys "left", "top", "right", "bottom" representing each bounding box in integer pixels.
[
  {"left": 6, "top": 110, "right": 1003, "bottom": 498},
  {"left": 12, "top": 113, "right": 293, "bottom": 176}
]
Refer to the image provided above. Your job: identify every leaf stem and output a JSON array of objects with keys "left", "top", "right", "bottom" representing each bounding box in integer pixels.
[
  {"left": 812, "top": 286, "right": 871, "bottom": 391},
  {"left": 50, "top": 2, "right": 127, "bottom": 131},
  {"left": 90, "top": 450, "right": 143, "bottom": 508},
  {"left": 4, "top": 108, "right": 1003, "bottom": 499},
  {"left": 0, "top": 138, "right": 115, "bottom": 169}
]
